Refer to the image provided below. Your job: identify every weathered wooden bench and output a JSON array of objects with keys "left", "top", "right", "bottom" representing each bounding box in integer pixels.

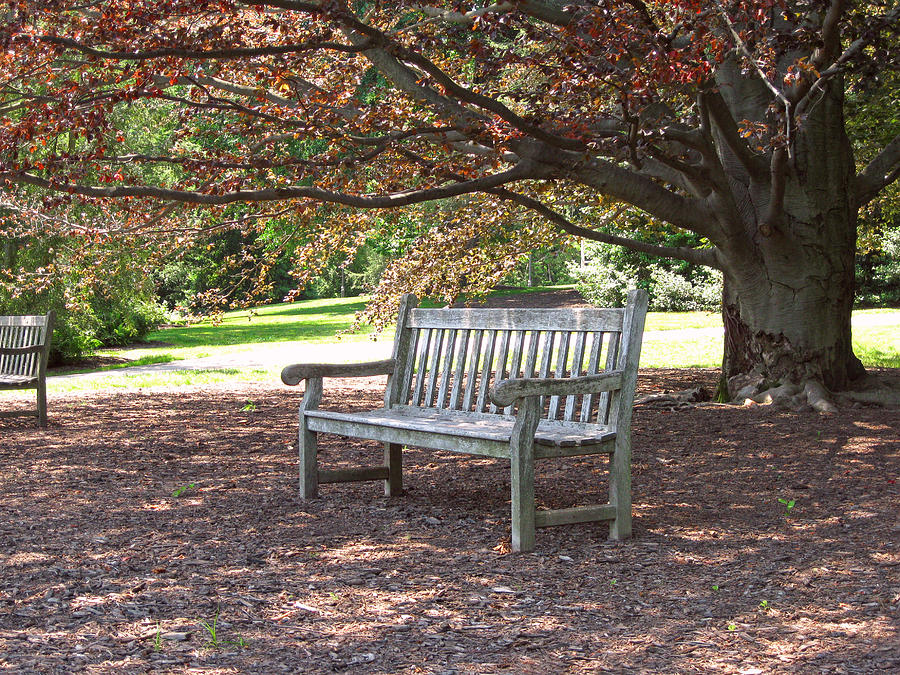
[
  {"left": 0, "top": 312, "right": 55, "bottom": 427},
  {"left": 282, "top": 290, "right": 648, "bottom": 552}
]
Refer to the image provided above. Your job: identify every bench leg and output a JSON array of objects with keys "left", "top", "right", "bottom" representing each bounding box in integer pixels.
[
  {"left": 299, "top": 421, "right": 318, "bottom": 499},
  {"left": 510, "top": 397, "right": 540, "bottom": 552},
  {"left": 608, "top": 434, "right": 632, "bottom": 540},
  {"left": 299, "top": 377, "right": 323, "bottom": 499},
  {"left": 37, "top": 382, "right": 48, "bottom": 427},
  {"left": 384, "top": 442, "right": 403, "bottom": 496}
]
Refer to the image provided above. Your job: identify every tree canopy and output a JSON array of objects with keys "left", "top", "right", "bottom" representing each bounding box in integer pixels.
[{"left": 1, "top": 1, "right": 899, "bottom": 395}]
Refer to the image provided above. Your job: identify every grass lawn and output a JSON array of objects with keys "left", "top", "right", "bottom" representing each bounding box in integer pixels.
[
  {"left": 24, "top": 293, "right": 899, "bottom": 394},
  {"left": 147, "top": 296, "right": 378, "bottom": 348}
]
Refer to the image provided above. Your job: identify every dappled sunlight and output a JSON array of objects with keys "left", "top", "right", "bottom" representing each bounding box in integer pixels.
[
  {"left": 1, "top": 375, "right": 897, "bottom": 672},
  {"left": 139, "top": 501, "right": 173, "bottom": 512}
]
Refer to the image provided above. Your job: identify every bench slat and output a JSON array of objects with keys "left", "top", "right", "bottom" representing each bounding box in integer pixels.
[
  {"left": 398, "top": 327, "right": 419, "bottom": 405},
  {"left": 488, "top": 330, "right": 511, "bottom": 414},
  {"left": 599, "top": 331, "right": 621, "bottom": 424},
  {"left": 548, "top": 331, "right": 571, "bottom": 420},
  {"left": 475, "top": 330, "right": 497, "bottom": 413},
  {"left": 0, "top": 375, "right": 39, "bottom": 388},
  {"left": 536, "top": 330, "right": 555, "bottom": 412},
  {"left": 580, "top": 332, "right": 604, "bottom": 422},
  {"left": 306, "top": 407, "right": 617, "bottom": 450},
  {"left": 436, "top": 328, "right": 456, "bottom": 409},
  {"left": 0, "top": 316, "right": 51, "bottom": 327},
  {"left": 411, "top": 328, "right": 431, "bottom": 406},
  {"left": 504, "top": 330, "right": 526, "bottom": 414},
  {"left": 564, "top": 331, "right": 587, "bottom": 421},
  {"left": 448, "top": 329, "right": 469, "bottom": 410},
  {"left": 424, "top": 328, "right": 444, "bottom": 407},
  {"left": 523, "top": 329, "right": 540, "bottom": 379},
  {"left": 462, "top": 328, "right": 483, "bottom": 412},
  {"left": 408, "top": 307, "right": 626, "bottom": 332}
]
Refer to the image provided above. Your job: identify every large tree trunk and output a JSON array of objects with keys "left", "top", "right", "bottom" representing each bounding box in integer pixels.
[
  {"left": 721, "top": 267, "right": 864, "bottom": 395},
  {"left": 715, "top": 71, "right": 865, "bottom": 398}
]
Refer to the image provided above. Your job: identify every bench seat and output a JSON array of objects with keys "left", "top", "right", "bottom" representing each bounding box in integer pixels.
[
  {"left": 305, "top": 406, "right": 617, "bottom": 457},
  {"left": 0, "top": 374, "right": 39, "bottom": 388}
]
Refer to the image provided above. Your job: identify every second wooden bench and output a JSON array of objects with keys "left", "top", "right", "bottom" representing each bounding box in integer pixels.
[{"left": 0, "top": 312, "right": 55, "bottom": 427}]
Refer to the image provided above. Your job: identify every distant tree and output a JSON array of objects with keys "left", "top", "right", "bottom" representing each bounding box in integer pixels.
[{"left": 1, "top": 1, "right": 898, "bottom": 405}]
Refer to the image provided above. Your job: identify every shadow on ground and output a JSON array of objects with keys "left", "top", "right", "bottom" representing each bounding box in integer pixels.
[{"left": 1, "top": 369, "right": 897, "bottom": 673}]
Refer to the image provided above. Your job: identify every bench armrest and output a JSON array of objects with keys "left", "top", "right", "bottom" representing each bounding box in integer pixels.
[
  {"left": 491, "top": 370, "right": 624, "bottom": 408},
  {"left": 281, "top": 359, "right": 396, "bottom": 386},
  {"left": 0, "top": 346, "right": 44, "bottom": 356}
]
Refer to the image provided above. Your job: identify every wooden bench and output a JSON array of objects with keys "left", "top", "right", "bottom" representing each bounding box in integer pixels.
[
  {"left": 0, "top": 312, "right": 55, "bottom": 427},
  {"left": 281, "top": 290, "right": 648, "bottom": 552}
]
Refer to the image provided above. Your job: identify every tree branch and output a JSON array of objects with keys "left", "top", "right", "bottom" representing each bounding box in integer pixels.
[
  {"left": 700, "top": 91, "right": 767, "bottom": 180},
  {"left": 490, "top": 187, "right": 722, "bottom": 269},
  {"left": 2, "top": 161, "right": 542, "bottom": 209},
  {"left": 333, "top": 10, "right": 587, "bottom": 152},
  {"left": 795, "top": 5, "right": 900, "bottom": 119},
  {"left": 37, "top": 35, "right": 370, "bottom": 60},
  {"left": 571, "top": 157, "right": 719, "bottom": 238},
  {"left": 810, "top": 0, "right": 846, "bottom": 72},
  {"left": 760, "top": 147, "right": 787, "bottom": 236},
  {"left": 515, "top": 0, "right": 574, "bottom": 26},
  {"left": 855, "top": 133, "right": 900, "bottom": 208}
]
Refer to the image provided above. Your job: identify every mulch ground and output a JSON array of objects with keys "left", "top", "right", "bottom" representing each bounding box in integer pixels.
[{"left": 1, "top": 368, "right": 898, "bottom": 674}]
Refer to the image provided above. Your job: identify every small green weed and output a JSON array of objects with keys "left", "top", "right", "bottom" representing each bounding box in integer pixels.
[
  {"left": 200, "top": 609, "right": 221, "bottom": 648},
  {"left": 200, "top": 607, "right": 247, "bottom": 649},
  {"left": 712, "top": 585, "right": 720, "bottom": 591},
  {"left": 172, "top": 483, "right": 196, "bottom": 498},
  {"left": 153, "top": 622, "right": 162, "bottom": 652},
  {"left": 727, "top": 623, "right": 737, "bottom": 631},
  {"left": 758, "top": 599, "right": 770, "bottom": 612},
  {"left": 778, "top": 498, "right": 796, "bottom": 516},
  {"left": 241, "top": 400, "right": 257, "bottom": 411}
]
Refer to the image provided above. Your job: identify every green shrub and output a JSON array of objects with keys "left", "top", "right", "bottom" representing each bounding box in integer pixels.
[
  {"left": 572, "top": 261, "right": 637, "bottom": 307},
  {"left": 503, "top": 246, "right": 578, "bottom": 287},
  {"left": 856, "top": 229, "right": 900, "bottom": 307},
  {"left": 649, "top": 267, "right": 723, "bottom": 312},
  {"left": 93, "top": 298, "right": 168, "bottom": 346},
  {"left": 1, "top": 235, "right": 165, "bottom": 362},
  {"left": 571, "top": 238, "right": 721, "bottom": 311}
]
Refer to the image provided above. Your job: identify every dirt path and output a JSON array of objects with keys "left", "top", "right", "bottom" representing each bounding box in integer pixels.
[
  {"left": 51, "top": 340, "right": 395, "bottom": 382},
  {"left": 2, "top": 370, "right": 898, "bottom": 674}
]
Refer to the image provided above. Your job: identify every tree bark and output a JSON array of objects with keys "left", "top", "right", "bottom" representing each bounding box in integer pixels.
[{"left": 717, "top": 74, "right": 866, "bottom": 395}]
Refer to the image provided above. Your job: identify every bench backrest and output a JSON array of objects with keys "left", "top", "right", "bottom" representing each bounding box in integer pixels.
[
  {"left": 386, "top": 291, "right": 647, "bottom": 428},
  {"left": 0, "top": 313, "right": 54, "bottom": 378}
]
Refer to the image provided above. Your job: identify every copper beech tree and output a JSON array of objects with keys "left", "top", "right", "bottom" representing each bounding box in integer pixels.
[{"left": 1, "top": 1, "right": 898, "bottom": 405}]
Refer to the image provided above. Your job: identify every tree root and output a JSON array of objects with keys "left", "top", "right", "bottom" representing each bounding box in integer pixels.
[
  {"left": 738, "top": 376, "right": 900, "bottom": 412},
  {"left": 835, "top": 371, "right": 900, "bottom": 408},
  {"left": 737, "top": 380, "right": 838, "bottom": 412},
  {"left": 641, "top": 373, "right": 899, "bottom": 413},
  {"left": 803, "top": 380, "right": 839, "bottom": 413},
  {"left": 634, "top": 387, "right": 713, "bottom": 409}
]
